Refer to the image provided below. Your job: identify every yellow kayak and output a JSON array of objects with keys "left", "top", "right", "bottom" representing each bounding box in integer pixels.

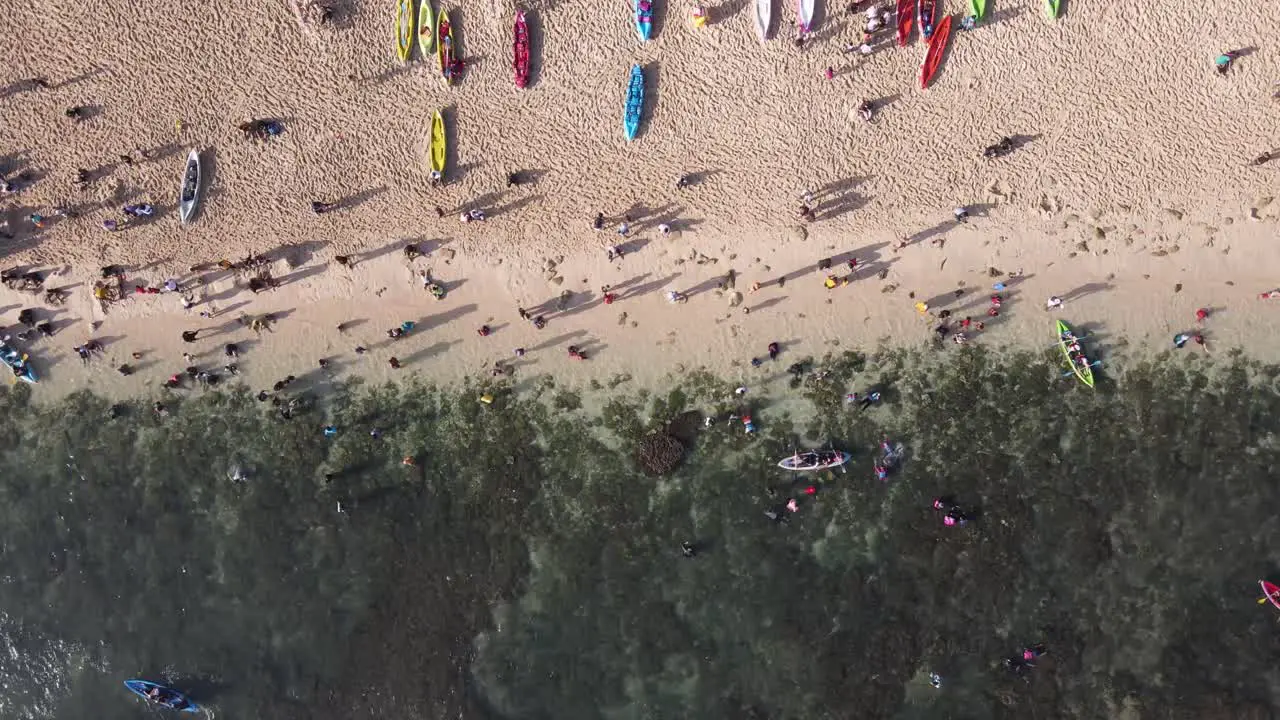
[
  {"left": 395, "top": 0, "right": 414, "bottom": 63},
  {"left": 430, "top": 110, "right": 446, "bottom": 178},
  {"left": 418, "top": 0, "right": 435, "bottom": 58}
]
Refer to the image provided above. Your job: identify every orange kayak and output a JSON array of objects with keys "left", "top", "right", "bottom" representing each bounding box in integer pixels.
[{"left": 919, "top": 14, "right": 952, "bottom": 89}]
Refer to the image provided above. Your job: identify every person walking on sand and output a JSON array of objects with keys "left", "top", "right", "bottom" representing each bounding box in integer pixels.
[
  {"left": 676, "top": 174, "right": 693, "bottom": 189},
  {"left": 1045, "top": 296, "right": 1063, "bottom": 310},
  {"left": 667, "top": 289, "right": 688, "bottom": 304},
  {"left": 953, "top": 206, "right": 970, "bottom": 223},
  {"left": 798, "top": 204, "right": 816, "bottom": 222},
  {"left": 311, "top": 200, "right": 336, "bottom": 214},
  {"left": 593, "top": 212, "right": 606, "bottom": 231},
  {"left": 1195, "top": 307, "right": 1209, "bottom": 324}
]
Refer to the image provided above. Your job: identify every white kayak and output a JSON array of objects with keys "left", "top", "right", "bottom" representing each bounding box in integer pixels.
[
  {"left": 777, "top": 450, "right": 850, "bottom": 471},
  {"left": 178, "top": 149, "right": 201, "bottom": 225},
  {"left": 754, "top": 0, "right": 771, "bottom": 40},
  {"left": 796, "top": 0, "right": 814, "bottom": 31}
]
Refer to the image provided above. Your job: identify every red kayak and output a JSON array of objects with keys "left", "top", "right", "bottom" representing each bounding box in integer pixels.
[
  {"left": 918, "top": 14, "right": 952, "bottom": 89},
  {"left": 895, "top": 0, "right": 913, "bottom": 46},
  {"left": 917, "top": 0, "right": 938, "bottom": 39},
  {"left": 1262, "top": 580, "right": 1280, "bottom": 610},
  {"left": 513, "top": 11, "right": 530, "bottom": 89}
]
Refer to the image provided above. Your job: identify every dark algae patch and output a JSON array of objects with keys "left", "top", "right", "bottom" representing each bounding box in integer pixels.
[{"left": 1, "top": 350, "right": 1279, "bottom": 719}]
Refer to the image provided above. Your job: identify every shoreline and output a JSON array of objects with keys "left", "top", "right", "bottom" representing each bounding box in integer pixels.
[{"left": 4, "top": 203, "right": 1280, "bottom": 403}]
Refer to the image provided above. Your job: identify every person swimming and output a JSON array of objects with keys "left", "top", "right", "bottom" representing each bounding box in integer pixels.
[{"left": 932, "top": 497, "right": 969, "bottom": 526}]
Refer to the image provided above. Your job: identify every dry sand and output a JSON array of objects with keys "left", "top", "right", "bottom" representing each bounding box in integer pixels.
[{"left": 1, "top": 0, "right": 1279, "bottom": 400}]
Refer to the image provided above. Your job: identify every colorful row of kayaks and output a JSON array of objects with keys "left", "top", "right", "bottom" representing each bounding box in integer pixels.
[
  {"left": 404, "top": 0, "right": 1063, "bottom": 143},
  {"left": 397, "top": 1, "right": 531, "bottom": 88}
]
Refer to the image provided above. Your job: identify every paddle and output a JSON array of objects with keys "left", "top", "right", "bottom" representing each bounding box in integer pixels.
[
  {"left": 1061, "top": 360, "right": 1102, "bottom": 378},
  {"left": 1047, "top": 334, "right": 1089, "bottom": 348}
]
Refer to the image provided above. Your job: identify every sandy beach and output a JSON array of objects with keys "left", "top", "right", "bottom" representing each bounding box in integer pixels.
[{"left": 2, "top": 0, "right": 1279, "bottom": 399}]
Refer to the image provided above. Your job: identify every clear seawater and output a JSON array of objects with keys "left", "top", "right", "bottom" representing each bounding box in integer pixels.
[{"left": 1, "top": 346, "right": 1279, "bottom": 719}]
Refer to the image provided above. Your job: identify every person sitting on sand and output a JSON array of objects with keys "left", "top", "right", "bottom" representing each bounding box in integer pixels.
[
  {"left": 1215, "top": 51, "right": 1235, "bottom": 75},
  {"left": 983, "top": 137, "right": 1014, "bottom": 159}
]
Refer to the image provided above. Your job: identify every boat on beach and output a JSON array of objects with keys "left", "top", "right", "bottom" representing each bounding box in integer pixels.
[
  {"left": 1046, "top": 0, "right": 1060, "bottom": 18},
  {"left": 513, "top": 10, "right": 530, "bottom": 88},
  {"left": 438, "top": 8, "right": 456, "bottom": 84},
  {"left": 895, "top": 0, "right": 913, "bottom": 45},
  {"left": 418, "top": 0, "right": 435, "bottom": 57},
  {"left": 918, "top": 14, "right": 951, "bottom": 88},
  {"left": 124, "top": 680, "right": 199, "bottom": 713},
  {"left": 778, "top": 449, "right": 851, "bottom": 471},
  {"left": 0, "top": 343, "right": 35, "bottom": 384},
  {"left": 754, "top": 0, "right": 771, "bottom": 41},
  {"left": 635, "top": 0, "right": 653, "bottom": 41},
  {"left": 970, "top": 0, "right": 987, "bottom": 19},
  {"left": 1057, "top": 319, "right": 1096, "bottom": 388},
  {"left": 917, "top": 0, "right": 937, "bottom": 39},
  {"left": 430, "top": 109, "right": 446, "bottom": 179},
  {"left": 395, "top": 0, "right": 414, "bottom": 62},
  {"left": 178, "top": 149, "right": 201, "bottom": 225},
  {"left": 796, "top": 0, "right": 814, "bottom": 32},
  {"left": 624, "top": 64, "right": 644, "bottom": 140}
]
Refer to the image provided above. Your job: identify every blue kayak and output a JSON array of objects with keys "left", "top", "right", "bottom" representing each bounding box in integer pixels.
[
  {"left": 124, "top": 680, "right": 200, "bottom": 713},
  {"left": 635, "top": 0, "right": 653, "bottom": 41},
  {"left": 0, "top": 344, "right": 36, "bottom": 384},
  {"left": 624, "top": 64, "right": 644, "bottom": 140}
]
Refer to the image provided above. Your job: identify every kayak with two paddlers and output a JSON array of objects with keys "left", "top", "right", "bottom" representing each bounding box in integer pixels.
[{"left": 777, "top": 449, "right": 851, "bottom": 471}]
